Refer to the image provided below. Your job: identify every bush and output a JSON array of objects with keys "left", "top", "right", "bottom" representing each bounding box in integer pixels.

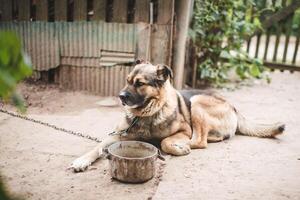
[
  {"left": 190, "top": 0, "right": 269, "bottom": 86},
  {"left": 0, "top": 31, "right": 32, "bottom": 112}
]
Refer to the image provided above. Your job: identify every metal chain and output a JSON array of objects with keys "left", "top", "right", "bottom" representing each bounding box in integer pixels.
[
  {"left": 0, "top": 108, "right": 102, "bottom": 143},
  {"left": 108, "top": 116, "right": 139, "bottom": 136}
]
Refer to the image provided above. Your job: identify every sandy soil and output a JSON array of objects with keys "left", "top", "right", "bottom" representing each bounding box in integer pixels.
[{"left": 0, "top": 71, "right": 300, "bottom": 200}]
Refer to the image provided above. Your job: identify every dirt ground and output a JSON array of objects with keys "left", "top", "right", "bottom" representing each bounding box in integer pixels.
[{"left": 0, "top": 71, "right": 300, "bottom": 200}]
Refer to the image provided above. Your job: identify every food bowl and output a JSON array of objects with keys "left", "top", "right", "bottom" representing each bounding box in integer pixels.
[{"left": 106, "top": 141, "right": 158, "bottom": 183}]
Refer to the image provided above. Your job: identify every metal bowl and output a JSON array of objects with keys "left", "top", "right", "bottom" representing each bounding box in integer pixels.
[{"left": 107, "top": 141, "right": 158, "bottom": 183}]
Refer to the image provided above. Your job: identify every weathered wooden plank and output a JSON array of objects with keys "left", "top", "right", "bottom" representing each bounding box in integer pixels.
[
  {"left": 150, "top": 24, "right": 171, "bottom": 64},
  {"left": 292, "top": 31, "right": 300, "bottom": 64},
  {"left": 55, "top": 0, "right": 67, "bottom": 21},
  {"left": 0, "top": 0, "right": 13, "bottom": 21},
  {"left": 74, "top": 0, "right": 87, "bottom": 21},
  {"left": 134, "top": 0, "right": 150, "bottom": 23},
  {"left": 18, "top": 0, "right": 30, "bottom": 20},
  {"left": 36, "top": 0, "right": 48, "bottom": 21},
  {"left": 157, "top": 0, "right": 173, "bottom": 24},
  {"left": 136, "top": 24, "right": 150, "bottom": 60},
  {"left": 255, "top": 34, "right": 261, "bottom": 58},
  {"left": 272, "top": 22, "right": 282, "bottom": 62},
  {"left": 263, "top": 31, "right": 271, "bottom": 60},
  {"left": 93, "top": 0, "right": 106, "bottom": 21},
  {"left": 282, "top": 13, "right": 293, "bottom": 63},
  {"left": 112, "top": 0, "right": 128, "bottom": 23}
]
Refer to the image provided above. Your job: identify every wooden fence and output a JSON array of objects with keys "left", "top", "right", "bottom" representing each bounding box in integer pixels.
[
  {"left": 245, "top": 0, "right": 300, "bottom": 71},
  {"left": 0, "top": 0, "right": 175, "bottom": 96},
  {"left": 185, "top": 0, "right": 300, "bottom": 88}
]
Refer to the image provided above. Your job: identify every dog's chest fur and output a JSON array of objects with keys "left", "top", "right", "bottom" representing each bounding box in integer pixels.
[{"left": 125, "top": 109, "right": 178, "bottom": 140}]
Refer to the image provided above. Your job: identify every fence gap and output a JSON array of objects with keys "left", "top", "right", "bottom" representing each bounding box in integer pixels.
[
  {"left": 67, "top": 0, "right": 74, "bottom": 21},
  {"left": 30, "top": 0, "right": 36, "bottom": 21},
  {"left": 48, "top": 0, "right": 55, "bottom": 22},
  {"left": 127, "top": 0, "right": 135, "bottom": 23},
  {"left": 87, "top": 0, "right": 93, "bottom": 21},
  {"left": 105, "top": 0, "right": 113, "bottom": 22},
  {"left": 12, "top": 0, "right": 18, "bottom": 20}
]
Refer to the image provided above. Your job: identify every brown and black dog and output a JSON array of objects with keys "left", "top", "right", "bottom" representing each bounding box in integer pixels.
[{"left": 69, "top": 60, "right": 285, "bottom": 172}]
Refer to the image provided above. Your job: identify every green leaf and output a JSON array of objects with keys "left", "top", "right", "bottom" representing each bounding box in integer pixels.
[
  {"left": 250, "top": 64, "right": 260, "bottom": 77},
  {"left": 0, "top": 31, "right": 32, "bottom": 112}
]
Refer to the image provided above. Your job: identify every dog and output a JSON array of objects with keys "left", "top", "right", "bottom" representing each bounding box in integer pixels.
[{"left": 69, "top": 60, "right": 285, "bottom": 172}]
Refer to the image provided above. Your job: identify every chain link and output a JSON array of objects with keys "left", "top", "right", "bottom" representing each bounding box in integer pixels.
[{"left": 0, "top": 108, "right": 102, "bottom": 143}]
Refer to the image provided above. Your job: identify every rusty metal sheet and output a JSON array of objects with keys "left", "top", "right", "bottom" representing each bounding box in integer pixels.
[
  {"left": 0, "top": 21, "right": 60, "bottom": 71},
  {"left": 57, "top": 21, "right": 137, "bottom": 58},
  {"left": 57, "top": 65, "right": 133, "bottom": 96},
  {"left": 100, "top": 50, "right": 135, "bottom": 66}
]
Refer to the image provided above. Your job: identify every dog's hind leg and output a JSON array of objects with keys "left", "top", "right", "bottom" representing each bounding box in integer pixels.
[
  {"left": 190, "top": 106, "right": 210, "bottom": 149},
  {"left": 161, "top": 132, "right": 191, "bottom": 156},
  {"left": 207, "top": 130, "right": 228, "bottom": 142},
  {"left": 69, "top": 135, "right": 121, "bottom": 172}
]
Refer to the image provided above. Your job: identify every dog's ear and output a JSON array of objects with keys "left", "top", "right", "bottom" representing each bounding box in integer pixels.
[
  {"left": 156, "top": 64, "right": 173, "bottom": 81},
  {"left": 135, "top": 59, "right": 145, "bottom": 65}
]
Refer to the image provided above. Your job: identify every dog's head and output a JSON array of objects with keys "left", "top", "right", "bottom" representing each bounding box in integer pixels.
[{"left": 119, "top": 60, "right": 173, "bottom": 116}]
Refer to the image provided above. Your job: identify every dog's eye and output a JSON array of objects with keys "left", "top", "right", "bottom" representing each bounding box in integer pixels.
[{"left": 134, "top": 81, "right": 146, "bottom": 87}]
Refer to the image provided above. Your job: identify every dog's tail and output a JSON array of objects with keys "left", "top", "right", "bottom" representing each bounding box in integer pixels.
[{"left": 236, "top": 111, "right": 285, "bottom": 137}]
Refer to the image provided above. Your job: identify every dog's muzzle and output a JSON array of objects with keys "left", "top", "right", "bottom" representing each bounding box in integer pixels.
[
  {"left": 119, "top": 91, "right": 131, "bottom": 105},
  {"left": 119, "top": 91, "right": 145, "bottom": 108}
]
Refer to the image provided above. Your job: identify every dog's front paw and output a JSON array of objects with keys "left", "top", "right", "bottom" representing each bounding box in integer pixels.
[
  {"left": 68, "top": 157, "right": 92, "bottom": 172},
  {"left": 171, "top": 143, "right": 191, "bottom": 155}
]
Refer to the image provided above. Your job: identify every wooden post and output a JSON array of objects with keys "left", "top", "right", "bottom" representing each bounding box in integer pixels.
[
  {"left": 112, "top": 0, "right": 128, "bottom": 23},
  {"left": 36, "top": 0, "right": 48, "bottom": 21},
  {"left": 93, "top": 0, "right": 106, "bottom": 21},
  {"left": 18, "top": 0, "right": 30, "bottom": 20},
  {"left": 0, "top": 0, "right": 13, "bottom": 21},
  {"left": 55, "top": 0, "right": 67, "bottom": 21},
  {"left": 149, "top": 0, "right": 174, "bottom": 65},
  {"left": 73, "top": 0, "right": 87, "bottom": 21},
  {"left": 173, "top": 0, "right": 193, "bottom": 89},
  {"left": 134, "top": 0, "right": 150, "bottom": 23},
  {"left": 137, "top": 24, "right": 150, "bottom": 60},
  {"left": 150, "top": 24, "right": 172, "bottom": 64},
  {"left": 157, "top": 0, "right": 173, "bottom": 24}
]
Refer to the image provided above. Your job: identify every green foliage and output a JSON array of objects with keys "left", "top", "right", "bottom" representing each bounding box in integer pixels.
[
  {"left": 0, "top": 31, "right": 32, "bottom": 112},
  {"left": 190, "top": 0, "right": 269, "bottom": 86},
  {"left": 292, "top": 9, "right": 300, "bottom": 32}
]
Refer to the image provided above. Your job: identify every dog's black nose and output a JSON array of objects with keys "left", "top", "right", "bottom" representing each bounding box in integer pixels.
[{"left": 119, "top": 91, "right": 130, "bottom": 102}]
